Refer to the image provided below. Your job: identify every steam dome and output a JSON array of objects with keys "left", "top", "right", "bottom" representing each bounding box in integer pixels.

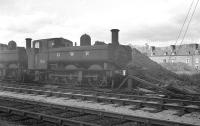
[
  {"left": 8, "top": 40, "right": 17, "bottom": 50},
  {"left": 80, "top": 34, "right": 91, "bottom": 46}
]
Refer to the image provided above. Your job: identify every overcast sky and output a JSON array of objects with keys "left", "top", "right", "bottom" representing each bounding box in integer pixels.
[{"left": 0, "top": 0, "right": 199, "bottom": 47}]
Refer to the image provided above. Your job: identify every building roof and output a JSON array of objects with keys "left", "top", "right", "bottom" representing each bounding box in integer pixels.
[{"left": 149, "top": 43, "right": 200, "bottom": 56}]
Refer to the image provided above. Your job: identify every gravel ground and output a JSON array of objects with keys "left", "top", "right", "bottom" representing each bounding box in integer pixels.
[{"left": 0, "top": 91, "right": 199, "bottom": 125}]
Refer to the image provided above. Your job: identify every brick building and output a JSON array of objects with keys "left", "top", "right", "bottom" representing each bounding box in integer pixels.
[{"left": 146, "top": 44, "right": 200, "bottom": 70}]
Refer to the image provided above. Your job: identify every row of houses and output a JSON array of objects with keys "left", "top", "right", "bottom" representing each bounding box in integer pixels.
[{"left": 136, "top": 43, "right": 200, "bottom": 70}]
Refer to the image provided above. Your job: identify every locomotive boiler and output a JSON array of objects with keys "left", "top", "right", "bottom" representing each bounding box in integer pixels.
[{"left": 26, "top": 29, "right": 132, "bottom": 87}]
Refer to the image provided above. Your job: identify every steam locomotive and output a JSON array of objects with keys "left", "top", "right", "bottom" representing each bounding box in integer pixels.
[{"left": 0, "top": 29, "right": 132, "bottom": 88}]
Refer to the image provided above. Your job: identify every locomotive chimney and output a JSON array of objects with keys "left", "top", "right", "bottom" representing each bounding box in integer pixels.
[
  {"left": 25, "top": 38, "right": 32, "bottom": 49},
  {"left": 111, "top": 29, "right": 119, "bottom": 46}
]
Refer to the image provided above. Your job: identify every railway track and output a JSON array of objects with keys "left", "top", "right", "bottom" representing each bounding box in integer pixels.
[
  {"left": 0, "top": 93, "right": 198, "bottom": 126},
  {"left": 1, "top": 80, "right": 200, "bottom": 101},
  {"left": 0, "top": 83, "right": 200, "bottom": 111},
  {"left": 0, "top": 96, "right": 129, "bottom": 126},
  {"left": 1, "top": 85, "right": 200, "bottom": 116},
  {"left": 1, "top": 80, "right": 200, "bottom": 100},
  {"left": 0, "top": 82, "right": 200, "bottom": 112},
  {"left": 0, "top": 83, "right": 199, "bottom": 125}
]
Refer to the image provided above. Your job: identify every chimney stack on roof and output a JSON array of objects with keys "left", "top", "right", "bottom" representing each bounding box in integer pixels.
[
  {"left": 194, "top": 44, "right": 198, "bottom": 50},
  {"left": 150, "top": 46, "right": 155, "bottom": 52},
  {"left": 150, "top": 46, "right": 156, "bottom": 56},
  {"left": 170, "top": 45, "right": 176, "bottom": 51}
]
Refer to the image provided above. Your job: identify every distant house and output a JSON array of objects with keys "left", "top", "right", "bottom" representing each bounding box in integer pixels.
[{"left": 144, "top": 44, "right": 200, "bottom": 70}]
